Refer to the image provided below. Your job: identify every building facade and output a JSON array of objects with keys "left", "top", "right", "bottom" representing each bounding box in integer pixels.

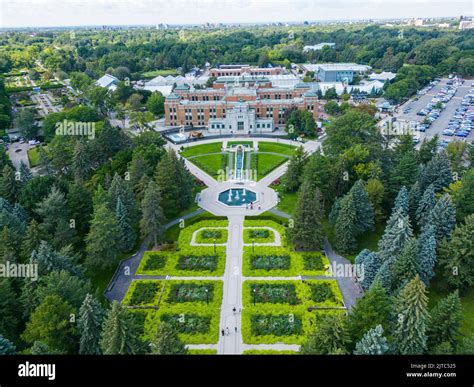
[
  {"left": 164, "top": 76, "right": 319, "bottom": 133},
  {"left": 209, "top": 65, "right": 285, "bottom": 78}
]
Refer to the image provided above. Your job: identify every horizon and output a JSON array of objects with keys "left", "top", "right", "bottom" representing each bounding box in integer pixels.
[{"left": 0, "top": 0, "right": 472, "bottom": 29}]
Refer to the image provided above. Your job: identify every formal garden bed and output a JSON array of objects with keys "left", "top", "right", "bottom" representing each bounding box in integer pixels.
[
  {"left": 194, "top": 227, "right": 228, "bottom": 244},
  {"left": 124, "top": 280, "right": 223, "bottom": 344},
  {"left": 243, "top": 219, "right": 286, "bottom": 245},
  {"left": 241, "top": 279, "right": 344, "bottom": 344}
]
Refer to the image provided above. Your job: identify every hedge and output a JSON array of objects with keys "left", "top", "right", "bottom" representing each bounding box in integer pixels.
[
  {"left": 177, "top": 220, "right": 228, "bottom": 246},
  {"left": 123, "top": 280, "right": 163, "bottom": 307},
  {"left": 188, "top": 349, "right": 218, "bottom": 355}
]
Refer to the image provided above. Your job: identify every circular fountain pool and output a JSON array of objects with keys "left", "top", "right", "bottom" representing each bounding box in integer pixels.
[{"left": 218, "top": 188, "right": 257, "bottom": 207}]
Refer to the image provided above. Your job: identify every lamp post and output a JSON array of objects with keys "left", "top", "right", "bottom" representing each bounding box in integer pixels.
[
  {"left": 213, "top": 238, "right": 216, "bottom": 253},
  {"left": 253, "top": 288, "right": 256, "bottom": 306},
  {"left": 205, "top": 288, "right": 209, "bottom": 305},
  {"left": 252, "top": 239, "right": 255, "bottom": 253}
]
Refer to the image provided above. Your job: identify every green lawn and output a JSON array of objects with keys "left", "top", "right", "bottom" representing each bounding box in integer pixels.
[
  {"left": 190, "top": 153, "right": 226, "bottom": 178},
  {"left": 255, "top": 153, "right": 288, "bottom": 180},
  {"left": 142, "top": 69, "right": 179, "bottom": 79},
  {"left": 180, "top": 142, "right": 223, "bottom": 158},
  {"left": 274, "top": 187, "right": 298, "bottom": 216},
  {"left": 227, "top": 141, "right": 253, "bottom": 148},
  {"left": 258, "top": 142, "right": 297, "bottom": 156},
  {"left": 27, "top": 146, "right": 47, "bottom": 167}
]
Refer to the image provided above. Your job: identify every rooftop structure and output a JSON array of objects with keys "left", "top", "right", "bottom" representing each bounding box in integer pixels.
[
  {"left": 369, "top": 71, "right": 397, "bottom": 82},
  {"left": 303, "top": 43, "right": 335, "bottom": 52},
  {"left": 95, "top": 74, "right": 119, "bottom": 91}
]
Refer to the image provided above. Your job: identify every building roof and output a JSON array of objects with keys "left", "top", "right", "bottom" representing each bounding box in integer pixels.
[
  {"left": 96, "top": 74, "right": 119, "bottom": 89},
  {"left": 303, "top": 43, "right": 335, "bottom": 52},
  {"left": 369, "top": 71, "right": 397, "bottom": 81},
  {"left": 303, "top": 63, "right": 371, "bottom": 73}
]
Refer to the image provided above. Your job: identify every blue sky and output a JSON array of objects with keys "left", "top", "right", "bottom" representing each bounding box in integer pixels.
[{"left": 1, "top": 0, "right": 472, "bottom": 28}]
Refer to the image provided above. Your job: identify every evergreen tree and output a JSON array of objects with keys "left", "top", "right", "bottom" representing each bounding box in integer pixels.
[
  {"left": 67, "top": 183, "right": 93, "bottom": 238},
  {"left": 116, "top": 196, "right": 136, "bottom": 252},
  {"left": 354, "top": 325, "right": 389, "bottom": 355},
  {"left": 85, "top": 204, "right": 123, "bottom": 272},
  {"left": 389, "top": 152, "right": 418, "bottom": 201},
  {"left": 0, "top": 334, "right": 16, "bottom": 355},
  {"left": 334, "top": 192, "right": 357, "bottom": 253},
  {"left": 348, "top": 281, "right": 393, "bottom": 345},
  {"left": 109, "top": 173, "right": 138, "bottom": 224},
  {"left": 300, "top": 314, "right": 350, "bottom": 354},
  {"left": 416, "top": 184, "right": 436, "bottom": 228},
  {"left": 0, "top": 164, "right": 20, "bottom": 204},
  {"left": 417, "top": 225, "right": 437, "bottom": 286},
  {"left": 100, "top": 301, "right": 140, "bottom": 355},
  {"left": 72, "top": 138, "right": 92, "bottom": 183},
  {"left": 21, "top": 220, "right": 41, "bottom": 259},
  {"left": 427, "top": 291, "right": 463, "bottom": 351},
  {"left": 329, "top": 197, "right": 341, "bottom": 227},
  {"left": 430, "top": 193, "right": 456, "bottom": 243},
  {"left": 378, "top": 207, "right": 413, "bottom": 261},
  {"left": 281, "top": 146, "right": 307, "bottom": 193},
  {"left": 128, "top": 153, "right": 150, "bottom": 192},
  {"left": 155, "top": 151, "right": 181, "bottom": 218},
  {"left": 438, "top": 214, "right": 474, "bottom": 292},
  {"left": 392, "top": 238, "right": 419, "bottom": 292},
  {"left": 19, "top": 160, "right": 32, "bottom": 186},
  {"left": 408, "top": 181, "right": 421, "bottom": 223},
  {"left": 393, "top": 186, "right": 409, "bottom": 216},
  {"left": 394, "top": 275, "right": 429, "bottom": 355},
  {"left": 373, "top": 256, "right": 396, "bottom": 293},
  {"left": 350, "top": 180, "right": 375, "bottom": 234},
  {"left": 360, "top": 251, "right": 382, "bottom": 290},
  {"left": 140, "top": 180, "right": 165, "bottom": 247},
  {"left": 0, "top": 278, "right": 19, "bottom": 341},
  {"left": 419, "top": 150, "right": 452, "bottom": 192},
  {"left": 355, "top": 249, "right": 371, "bottom": 267},
  {"left": 78, "top": 294, "right": 104, "bottom": 355},
  {"left": 170, "top": 150, "right": 194, "bottom": 212},
  {"left": 30, "top": 341, "right": 59, "bottom": 355},
  {"left": 150, "top": 322, "right": 187, "bottom": 355},
  {"left": 290, "top": 181, "right": 325, "bottom": 251}
]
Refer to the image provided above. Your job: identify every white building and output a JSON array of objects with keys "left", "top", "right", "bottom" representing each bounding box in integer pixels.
[
  {"left": 459, "top": 20, "right": 474, "bottom": 30},
  {"left": 303, "top": 43, "right": 336, "bottom": 52},
  {"left": 95, "top": 74, "right": 119, "bottom": 91},
  {"left": 369, "top": 72, "right": 397, "bottom": 82},
  {"left": 139, "top": 74, "right": 209, "bottom": 96}
]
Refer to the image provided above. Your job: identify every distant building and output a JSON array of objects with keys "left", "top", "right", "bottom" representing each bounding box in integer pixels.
[
  {"left": 209, "top": 64, "right": 285, "bottom": 77},
  {"left": 303, "top": 43, "right": 336, "bottom": 52},
  {"left": 303, "top": 63, "right": 371, "bottom": 83},
  {"left": 95, "top": 74, "right": 119, "bottom": 91},
  {"left": 369, "top": 71, "right": 397, "bottom": 82},
  {"left": 459, "top": 20, "right": 474, "bottom": 30}
]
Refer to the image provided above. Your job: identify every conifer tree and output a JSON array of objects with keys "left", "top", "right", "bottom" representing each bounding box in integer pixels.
[
  {"left": 419, "top": 150, "right": 452, "bottom": 192},
  {"left": 334, "top": 192, "right": 357, "bottom": 253},
  {"left": 78, "top": 294, "right": 104, "bottom": 355},
  {"left": 430, "top": 193, "right": 456, "bottom": 243},
  {"left": 417, "top": 225, "right": 437, "bottom": 286},
  {"left": 0, "top": 334, "right": 16, "bottom": 355},
  {"left": 392, "top": 238, "right": 419, "bottom": 292},
  {"left": 394, "top": 275, "right": 429, "bottom": 355},
  {"left": 378, "top": 207, "right": 413, "bottom": 261},
  {"left": 116, "top": 196, "right": 136, "bottom": 252},
  {"left": 393, "top": 185, "right": 409, "bottom": 216},
  {"left": 329, "top": 197, "right": 341, "bottom": 226},
  {"left": 0, "top": 164, "right": 20, "bottom": 204},
  {"left": 360, "top": 251, "right": 382, "bottom": 290},
  {"left": 109, "top": 173, "right": 138, "bottom": 224},
  {"left": 416, "top": 184, "right": 436, "bottom": 228},
  {"left": 350, "top": 180, "right": 375, "bottom": 234},
  {"left": 19, "top": 160, "right": 32, "bottom": 186},
  {"left": 290, "top": 181, "right": 324, "bottom": 251},
  {"left": 427, "top": 291, "right": 463, "bottom": 351},
  {"left": 301, "top": 314, "right": 350, "bottom": 354},
  {"left": 100, "top": 301, "right": 140, "bottom": 355},
  {"left": 281, "top": 146, "right": 307, "bottom": 193},
  {"left": 354, "top": 325, "right": 389, "bottom": 355},
  {"left": 72, "top": 139, "right": 92, "bottom": 183},
  {"left": 408, "top": 181, "right": 421, "bottom": 223},
  {"left": 140, "top": 180, "right": 165, "bottom": 247},
  {"left": 150, "top": 322, "right": 187, "bottom": 355}
]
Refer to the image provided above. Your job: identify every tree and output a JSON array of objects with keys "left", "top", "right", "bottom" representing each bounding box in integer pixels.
[
  {"left": 21, "top": 295, "right": 77, "bottom": 354},
  {"left": 348, "top": 281, "right": 392, "bottom": 345},
  {"left": 140, "top": 180, "right": 165, "bottom": 247},
  {"left": 150, "top": 322, "right": 187, "bottom": 355},
  {"left": 29, "top": 341, "right": 58, "bottom": 355},
  {"left": 354, "top": 325, "right": 389, "bottom": 355},
  {"left": 427, "top": 291, "right": 463, "bottom": 351},
  {"left": 100, "top": 301, "right": 140, "bottom": 355},
  {"left": 334, "top": 192, "right": 357, "bottom": 254},
  {"left": 415, "top": 184, "right": 436, "bottom": 229},
  {"left": 394, "top": 275, "right": 429, "bottom": 355},
  {"left": 392, "top": 238, "right": 419, "bottom": 291},
  {"left": 451, "top": 168, "right": 474, "bottom": 221},
  {"left": 146, "top": 92, "right": 165, "bottom": 116},
  {"left": 300, "top": 314, "right": 350, "bottom": 354},
  {"left": 72, "top": 139, "right": 92, "bottom": 183},
  {"left": 419, "top": 150, "right": 452, "bottom": 192},
  {"left": 349, "top": 180, "right": 375, "bottom": 234},
  {"left": 417, "top": 225, "right": 437, "bottom": 286},
  {"left": 85, "top": 204, "right": 123, "bottom": 272},
  {"left": 15, "top": 109, "right": 37, "bottom": 139},
  {"left": 324, "top": 87, "right": 338, "bottom": 100},
  {"left": 324, "top": 100, "right": 340, "bottom": 116},
  {"left": 360, "top": 251, "right": 382, "bottom": 290},
  {"left": 365, "top": 178, "right": 384, "bottom": 222},
  {"left": 290, "top": 181, "right": 324, "bottom": 251},
  {"left": 280, "top": 146, "right": 307, "bottom": 193},
  {"left": 438, "top": 214, "right": 474, "bottom": 292},
  {"left": 430, "top": 194, "right": 456, "bottom": 243},
  {"left": 0, "top": 278, "right": 19, "bottom": 342},
  {"left": 78, "top": 294, "right": 104, "bottom": 355},
  {"left": 378, "top": 207, "right": 413, "bottom": 262},
  {"left": 393, "top": 186, "right": 409, "bottom": 216},
  {"left": 408, "top": 181, "right": 421, "bottom": 223},
  {"left": 116, "top": 196, "right": 136, "bottom": 252},
  {"left": 109, "top": 173, "right": 138, "bottom": 225},
  {"left": 19, "top": 160, "right": 32, "bottom": 186},
  {"left": 0, "top": 164, "right": 20, "bottom": 204},
  {"left": 0, "top": 334, "right": 16, "bottom": 355}
]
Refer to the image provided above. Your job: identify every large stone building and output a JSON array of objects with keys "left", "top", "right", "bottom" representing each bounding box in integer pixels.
[
  {"left": 209, "top": 64, "right": 285, "bottom": 78},
  {"left": 164, "top": 75, "right": 319, "bottom": 133}
]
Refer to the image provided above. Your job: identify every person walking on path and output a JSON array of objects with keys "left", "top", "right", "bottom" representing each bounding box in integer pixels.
[
  {"left": 233, "top": 306, "right": 236, "bottom": 314},
  {"left": 235, "top": 326, "right": 237, "bottom": 333},
  {"left": 225, "top": 327, "right": 230, "bottom": 336},
  {"left": 221, "top": 329, "right": 225, "bottom": 337}
]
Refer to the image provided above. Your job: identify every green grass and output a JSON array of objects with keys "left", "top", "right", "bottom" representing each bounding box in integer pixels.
[
  {"left": 180, "top": 142, "right": 223, "bottom": 158},
  {"left": 227, "top": 141, "right": 253, "bottom": 148},
  {"left": 27, "top": 146, "right": 47, "bottom": 167},
  {"left": 274, "top": 188, "right": 298, "bottom": 216},
  {"left": 142, "top": 69, "right": 179, "bottom": 79},
  {"left": 163, "top": 212, "right": 226, "bottom": 244},
  {"left": 258, "top": 142, "right": 297, "bottom": 156},
  {"left": 254, "top": 153, "right": 288, "bottom": 180},
  {"left": 189, "top": 154, "right": 226, "bottom": 178}
]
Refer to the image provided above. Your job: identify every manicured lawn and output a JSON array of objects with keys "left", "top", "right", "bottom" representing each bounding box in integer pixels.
[
  {"left": 252, "top": 153, "right": 288, "bottom": 180},
  {"left": 257, "top": 142, "right": 297, "bottom": 156},
  {"left": 189, "top": 153, "right": 226, "bottom": 178},
  {"left": 180, "top": 142, "right": 223, "bottom": 158},
  {"left": 274, "top": 187, "right": 298, "bottom": 216},
  {"left": 142, "top": 69, "right": 179, "bottom": 78},
  {"left": 227, "top": 141, "right": 253, "bottom": 148},
  {"left": 27, "top": 145, "right": 47, "bottom": 167}
]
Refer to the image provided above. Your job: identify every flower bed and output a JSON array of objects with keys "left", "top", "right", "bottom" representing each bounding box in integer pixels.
[
  {"left": 123, "top": 280, "right": 162, "bottom": 306},
  {"left": 178, "top": 220, "right": 228, "bottom": 245},
  {"left": 166, "top": 282, "right": 215, "bottom": 304},
  {"left": 250, "top": 253, "right": 291, "bottom": 271},
  {"left": 251, "top": 314, "right": 303, "bottom": 337},
  {"left": 243, "top": 220, "right": 287, "bottom": 246},
  {"left": 194, "top": 228, "right": 228, "bottom": 244},
  {"left": 248, "top": 282, "right": 300, "bottom": 305},
  {"left": 302, "top": 253, "right": 326, "bottom": 272},
  {"left": 305, "top": 280, "right": 344, "bottom": 307}
]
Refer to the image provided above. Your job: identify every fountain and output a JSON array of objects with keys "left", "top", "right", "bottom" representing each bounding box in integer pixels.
[
  {"left": 243, "top": 188, "right": 247, "bottom": 196},
  {"left": 235, "top": 190, "right": 240, "bottom": 200},
  {"left": 227, "top": 189, "right": 233, "bottom": 202},
  {"left": 235, "top": 146, "right": 244, "bottom": 181},
  {"left": 218, "top": 188, "right": 257, "bottom": 207}
]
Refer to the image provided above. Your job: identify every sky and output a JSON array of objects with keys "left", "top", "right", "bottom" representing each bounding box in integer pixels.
[{"left": 0, "top": 0, "right": 473, "bottom": 28}]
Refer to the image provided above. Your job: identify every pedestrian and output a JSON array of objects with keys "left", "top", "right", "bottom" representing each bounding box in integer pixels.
[
  {"left": 235, "top": 326, "right": 237, "bottom": 333},
  {"left": 225, "top": 327, "right": 230, "bottom": 336},
  {"left": 221, "top": 329, "right": 225, "bottom": 337},
  {"left": 233, "top": 306, "right": 236, "bottom": 314}
]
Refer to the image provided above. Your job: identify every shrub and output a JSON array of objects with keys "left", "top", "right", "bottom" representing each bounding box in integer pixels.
[
  {"left": 251, "top": 314, "right": 303, "bottom": 337},
  {"left": 250, "top": 283, "right": 300, "bottom": 305},
  {"left": 250, "top": 254, "right": 291, "bottom": 271},
  {"left": 177, "top": 254, "right": 218, "bottom": 271},
  {"left": 302, "top": 253, "right": 325, "bottom": 271},
  {"left": 161, "top": 314, "right": 211, "bottom": 334},
  {"left": 143, "top": 253, "right": 167, "bottom": 271},
  {"left": 167, "top": 283, "right": 215, "bottom": 303}
]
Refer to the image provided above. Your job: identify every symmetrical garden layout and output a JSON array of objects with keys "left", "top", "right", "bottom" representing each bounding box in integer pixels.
[{"left": 120, "top": 138, "right": 347, "bottom": 354}]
